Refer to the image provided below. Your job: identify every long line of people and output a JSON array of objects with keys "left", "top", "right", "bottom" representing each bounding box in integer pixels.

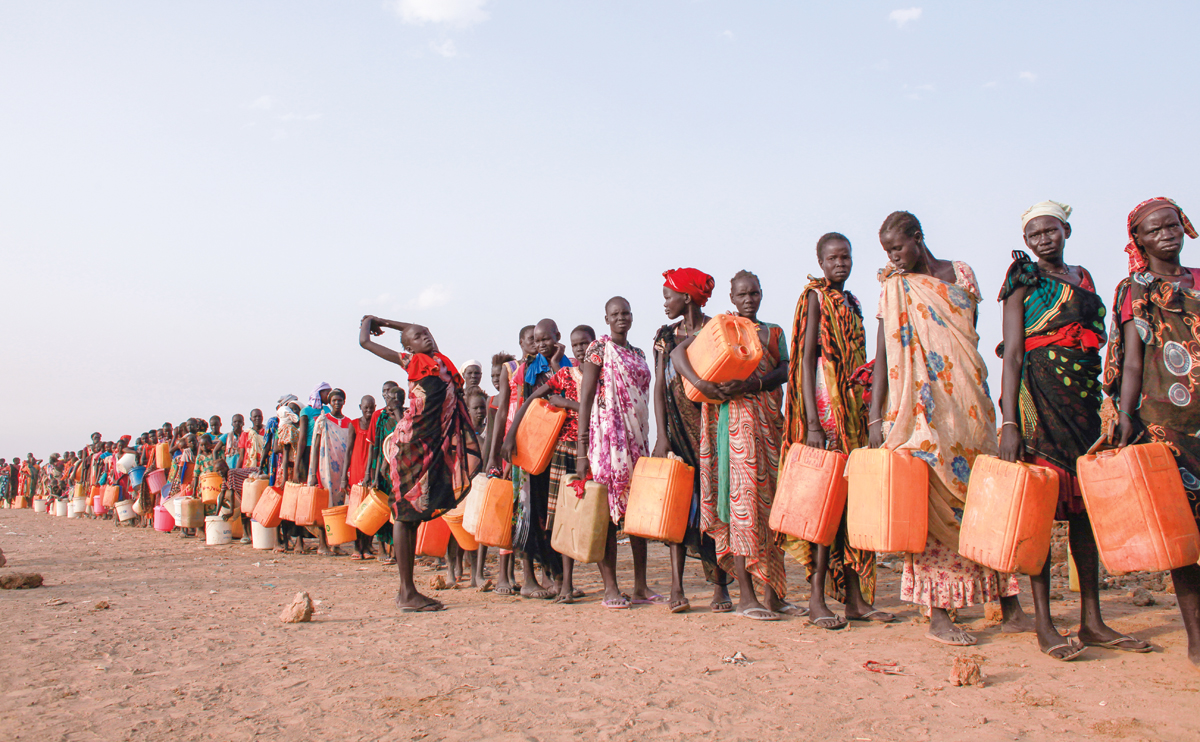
[{"left": 4, "top": 198, "right": 1198, "bottom": 672}]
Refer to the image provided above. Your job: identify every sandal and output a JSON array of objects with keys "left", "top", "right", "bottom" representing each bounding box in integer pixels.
[
  {"left": 775, "top": 602, "right": 810, "bottom": 617},
  {"left": 669, "top": 598, "right": 691, "bottom": 614},
  {"left": 522, "top": 588, "right": 556, "bottom": 600},
  {"left": 710, "top": 600, "right": 734, "bottom": 614},
  {"left": 493, "top": 585, "right": 517, "bottom": 596},
  {"left": 808, "top": 615, "right": 848, "bottom": 630},
  {"left": 631, "top": 593, "right": 667, "bottom": 605},
  {"left": 1083, "top": 634, "right": 1152, "bottom": 653},
  {"left": 738, "top": 607, "right": 781, "bottom": 621},
  {"left": 602, "top": 596, "right": 631, "bottom": 609},
  {"left": 1043, "top": 640, "right": 1086, "bottom": 661},
  {"left": 847, "top": 609, "right": 897, "bottom": 623}
]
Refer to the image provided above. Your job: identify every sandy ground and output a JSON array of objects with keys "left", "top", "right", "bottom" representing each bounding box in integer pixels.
[{"left": 1, "top": 509, "right": 1198, "bottom": 742}]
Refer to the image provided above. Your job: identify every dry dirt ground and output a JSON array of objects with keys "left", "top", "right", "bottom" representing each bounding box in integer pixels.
[{"left": 1, "top": 509, "right": 1197, "bottom": 742}]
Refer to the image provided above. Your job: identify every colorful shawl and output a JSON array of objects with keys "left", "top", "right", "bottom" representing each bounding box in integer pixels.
[
  {"left": 1103, "top": 272, "right": 1200, "bottom": 525},
  {"left": 384, "top": 353, "right": 483, "bottom": 521},
  {"left": 316, "top": 413, "right": 353, "bottom": 496},
  {"left": 699, "top": 322, "right": 788, "bottom": 599},
  {"left": 585, "top": 336, "right": 651, "bottom": 523},
  {"left": 878, "top": 261, "right": 998, "bottom": 550},
  {"left": 783, "top": 277, "right": 876, "bottom": 603},
  {"left": 997, "top": 252, "right": 1106, "bottom": 475}
]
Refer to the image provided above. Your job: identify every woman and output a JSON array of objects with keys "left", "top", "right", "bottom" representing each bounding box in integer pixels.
[
  {"left": 310, "top": 388, "right": 355, "bottom": 556},
  {"left": 1104, "top": 197, "right": 1200, "bottom": 670},
  {"left": 786, "top": 233, "right": 892, "bottom": 629},
  {"left": 360, "top": 314, "right": 483, "bottom": 612},
  {"left": 674, "top": 272, "right": 789, "bottom": 621},
  {"left": 576, "top": 296, "right": 654, "bottom": 609},
  {"left": 998, "top": 200, "right": 1146, "bottom": 660},
  {"left": 868, "top": 211, "right": 1029, "bottom": 646},
  {"left": 653, "top": 268, "right": 730, "bottom": 614}
]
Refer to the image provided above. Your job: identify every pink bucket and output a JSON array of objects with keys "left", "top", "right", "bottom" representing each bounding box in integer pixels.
[
  {"left": 145, "top": 469, "right": 167, "bottom": 495},
  {"left": 153, "top": 505, "right": 175, "bottom": 532},
  {"left": 93, "top": 494, "right": 107, "bottom": 516}
]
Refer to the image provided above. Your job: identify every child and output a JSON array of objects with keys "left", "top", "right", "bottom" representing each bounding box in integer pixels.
[
  {"left": 347, "top": 394, "right": 377, "bottom": 560},
  {"left": 359, "top": 314, "right": 483, "bottom": 612},
  {"left": 310, "top": 388, "right": 354, "bottom": 556}
]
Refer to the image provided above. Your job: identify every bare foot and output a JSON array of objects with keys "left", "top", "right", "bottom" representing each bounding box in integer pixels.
[
  {"left": 999, "top": 595, "right": 1035, "bottom": 633},
  {"left": 927, "top": 609, "right": 976, "bottom": 646}
]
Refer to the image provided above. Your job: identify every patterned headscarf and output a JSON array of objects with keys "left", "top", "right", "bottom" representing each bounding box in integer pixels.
[
  {"left": 1125, "top": 197, "right": 1197, "bottom": 273},
  {"left": 663, "top": 268, "right": 715, "bottom": 307},
  {"left": 1020, "top": 200, "right": 1071, "bottom": 231}
]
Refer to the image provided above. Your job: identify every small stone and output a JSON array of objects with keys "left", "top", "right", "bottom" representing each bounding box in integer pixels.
[
  {"left": 0, "top": 572, "right": 42, "bottom": 589},
  {"left": 0, "top": 547, "right": 6, "bottom": 568},
  {"left": 429, "top": 575, "right": 449, "bottom": 590},
  {"left": 889, "top": 561, "right": 904, "bottom": 574},
  {"left": 1129, "top": 587, "right": 1155, "bottom": 607},
  {"left": 279, "top": 591, "right": 313, "bottom": 623},
  {"left": 948, "top": 656, "right": 985, "bottom": 687},
  {"left": 1049, "top": 591, "right": 1064, "bottom": 601},
  {"left": 93, "top": 600, "right": 109, "bottom": 610}
]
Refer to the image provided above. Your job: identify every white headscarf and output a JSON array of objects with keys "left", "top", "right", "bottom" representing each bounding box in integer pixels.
[
  {"left": 1021, "top": 200, "right": 1072, "bottom": 231},
  {"left": 461, "top": 359, "right": 482, "bottom": 372}
]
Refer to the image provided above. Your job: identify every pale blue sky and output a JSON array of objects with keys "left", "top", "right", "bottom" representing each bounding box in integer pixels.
[{"left": 2, "top": 1, "right": 1197, "bottom": 455}]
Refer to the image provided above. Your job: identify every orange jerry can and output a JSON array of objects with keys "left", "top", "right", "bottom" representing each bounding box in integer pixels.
[
  {"left": 551, "top": 475, "right": 610, "bottom": 563},
  {"left": 624, "top": 457, "right": 693, "bottom": 543},
  {"left": 416, "top": 517, "right": 453, "bottom": 557},
  {"left": 769, "top": 444, "right": 848, "bottom": 546},
  {"left": 511, "top": 399, "right": 568, "bottom": 475},
  {"left": 293, "top": 486, "right": 329, "bottom": 527},
  {"left": 1077, "top": 442, "right": 1200, "bottom": 574},
  {"left": 252, "top": 485, "right": 283, "bottom": 528},
  {"left": 958, "top": 455, "right": 1059, "bottom": 575},
  {"left": 102, "top": 485, "right": 120, "bottom": 508},
  {"left": 280, "top": 482, "right": 301, "bottom": 522},
  {"left": 199, "top": 473, "right": 223, "bottom": 505},
  {"left": 845, "top": 448, "right": 929, "bottom": 553},
  {"left": 683, "top": 314, "right": 764, "bottom": 404},
  {"left": 473, "top": 477, "right": 514, "bottom": 549},
  {"left": 155, "top": 441, "right": 171, "bottom": 470}
]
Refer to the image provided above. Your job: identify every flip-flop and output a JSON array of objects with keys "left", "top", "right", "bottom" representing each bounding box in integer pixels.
[
  {"left": 361, "top": 553, "right": 377, "bottom": 561},
  {"left": 1083, "top": 634, "right": 1152, "bottom": 653},
  {"left": 553, "top": 593, "right": 575, "bottom": 605},
  {"left": 775, "top": 602, "right": 810, "bottom": 617},
  {"left": 669, "top": 598, "right": 691, "bottom": 614},
  {"left": 808, "top": 615, "right": 848, "bottom": 630},
  {"left": 401, "top": 601, "right": 445, "bottom": 613},
  {"left": 711, "top": 600, "right": 734, "bottom": 614},
  {"left": 602, "top": 596, "right": 631, "bottom": 609},
  {"left": 738, "top": 607, "right": 782, "bottom": 621},
  {"left": 847, "top": 609, "right": 897, "bottom": 623},
  {"left": 1043, "top": 641, "right": 1086, "bottom": 661},
  {"left": 631, "top": 593, "right": 667, "bottom": 605},
  {"left": 925, "top": 629, "right": 977, "bottom": 646},
  {"left": 571, "top": 589, "right": 586, "bottom": 599},
  {"left": 350, "top": 554, "right": 364, "bottom": 561},
  {"left": 522, "top": 588, "right": 556, "bottom": 600},
  {"left": 381, "top": 558, "right": 396, "bottom": 566},
  {"left": 493, "top": 586, "right": 517, "bottom": 596}
]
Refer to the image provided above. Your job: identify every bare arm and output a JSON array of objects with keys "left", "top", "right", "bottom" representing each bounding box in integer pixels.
[
  {"left": 500, "top": 381, "right": 557, "bottom": 461},
  {"left": 652, "top": 347, "right": 670, "bottom": 458},
  {"left": 669, "top": 336, "right": 727, "bottom": 402},
  {"left": 998, "top": 287, "right": 1028, "bottom": 462},
  {"left": 867, "top": 321, "right": 889, "bottom": 448},
  {"left": 1117, "top": 320, "right": 1144, "bottom": 447},
  {"left": 358, "top": 315, "right": 406, "bottom": 365},
  {"left": 575, "top": 361, "right": 600, "bottom": 478},
  {"left": 485, "top": 365, "right": 512, "bottom": 472},
  {"left": 800, "top": 292, "right": 826, "bottom": 449}
]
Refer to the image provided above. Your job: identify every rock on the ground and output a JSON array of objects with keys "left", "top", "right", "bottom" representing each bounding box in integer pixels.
[
  {"left": 0, "top": 572, "right": 43, "bottom": 590},
  {"left": 280, "top": 591, "right": 314, "bottom": 623},
  {"left": 1129, "top": 587, "right": 1155, "bottom": 607},
  {"left": 0, "top": 546, "right": 6, "bottom": 568},
  {"left": 429, "top": 574, "right": 449, "bottom": 590},
  {"left": 983, "top": 602, "right": 1004, "bottom": 623},
  {"left": 949, "top": 656, "right": 985, "bottom": 687}
]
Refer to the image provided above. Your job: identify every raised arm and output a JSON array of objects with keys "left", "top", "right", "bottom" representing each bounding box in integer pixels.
[
  {"left": 359, "top": 315, "right": 407, "bottom": 365},
  {"left": 998, "top": 287, "right": 1028, "bottom": 462}
]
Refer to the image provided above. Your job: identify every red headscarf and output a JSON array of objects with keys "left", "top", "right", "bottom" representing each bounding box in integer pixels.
[
  {"left": 663, "top": 268, "right": 715, "bottom": 307},
  {"left": 1124, "top": 197, "right": 1197, "bottom": 273}
]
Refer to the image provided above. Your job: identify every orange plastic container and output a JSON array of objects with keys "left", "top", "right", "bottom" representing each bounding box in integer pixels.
[
  {"left": 293, "top": 486, "right": 329, "bottom": 527},
  {"left": 770, "top": 445, "right": 848, "bottom": 546},
  {"left": 473, "top": 477, "right": 514, "bottom": 549},
  {"left": 13, "top": 496, "right": 28, "bottom": 509},
  {"left": 349, "top": 490, "right": 391, "bottom": 536},
  {"left": 252, "top": 485, "right": 283, "bottom": 528},
  {"left": 683, "top": 314, "right": 764, "bottom": 404},
  {"left": 227, "top": 507, "right": 244, "bottom": 540},
  {"left": 322, "top": 505, "right": 356, "bottom": 545},
  {"left": 511, "top": 399, "right": 568, "bottom": 475},
  {"left": 624, "top": 457, "right": 693, "bottom": 543},
  {"left": 345, "top": 484, "right": 367, "bottom": 527},
  {"left": 280, "top": 482, "right": 301, "bottom": 522},
  {"left": 199, "top": 473, "right": 223, "bottom": 505},
  {"left": 155, "top": 442, "right": 171, "bottom": 470},
  {"left": 958, "top": 455, "right": 1059, "bottom": 574},
  {"left": 1077, "top": 442, "right": 1200, "bottom": 574},
  {"left": 416, "top": 517, "right": 452, "bottom": 557},
  {"left": 845, "top": 448, "right": 929, "bottom": 553},
  {"left": 551, "top": 475, "right": 610, "bottom": 563},
  {"left": 102, "top": 485, "right": 120, "bottom": 508},
  {"left": 442, "top": 501, "right": 478, "bottom": 550},
  {"left": 241, "top": 477, "right": 268, "bottom": 514}
]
